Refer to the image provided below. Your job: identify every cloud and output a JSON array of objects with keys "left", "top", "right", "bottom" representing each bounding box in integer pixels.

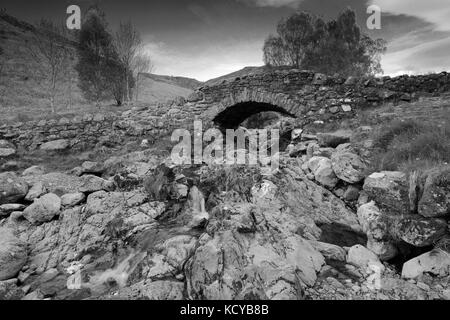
[
  {"left": 238, "top": 0, "right": 304, "bottom": 8},
  {"left": 382, "top": 35, "right": 450, "bottom": 76},
  {"left": 369, "top": 0, "right": 450, "bottom": 31}
]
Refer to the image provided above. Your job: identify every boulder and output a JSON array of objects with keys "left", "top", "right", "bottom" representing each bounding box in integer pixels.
[
  {"left": 61, "top": 193, "right": 85, "bottom": 207},
  {"left": 390, "top": 215, "right": 447, "bottom": 247},
  {"left": 402, "top": 249, "right": 450, "bottom": 279},
  {"left": 23, "top": 193, "right": 61, "bottom": 224},
  {"left": 0, "top": 172, "right": 28, "bottom": 204},
  {"left": 347, "top": 245, "right": 384, "bottom": 273},
  {"left": 317, "top": 130, "right": 352, "bottom": 148},
  {"left": 25, "top": 182, "right": 46, "bottom": 201},
  {"left": 309, "top": 241, "right": 347, "bottom": 262},
  {"left": 22, "top": 166, "right": 45, "bottom": 176},
  {"left": 418, "top": 166, "right": 450, "bottom": 218},
  {"left": 0, "top": 227, "right": 27, "bottom": 281},
  {"left": 331, "top": 148, "right": 367, "bottom": 183},
  {"left": 363, "top": 171, "right": 410, "bottom": 215},
  {"left": 40, "top": 139, "right": 70, "bottom": 151},
  {"left": 307, "top": 156, "right": 338, "bottom": 188},
  {"left": 0, "top": 279, "right": 25, "bottom": 300},
  {"left": 81, "top": 161, "right": 104, "bottom": 174},
  {"left": 78, "top": 175, "right": 114, "bottom": 193}
]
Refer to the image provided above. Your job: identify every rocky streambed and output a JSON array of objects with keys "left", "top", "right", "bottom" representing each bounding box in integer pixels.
[{"left": 0, "top": 128, "right": 449, "bottom": 300}]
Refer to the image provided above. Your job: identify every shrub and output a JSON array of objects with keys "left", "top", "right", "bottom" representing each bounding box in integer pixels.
[{"left": 369, "top": 118, "right": 450, "bottom": 173}]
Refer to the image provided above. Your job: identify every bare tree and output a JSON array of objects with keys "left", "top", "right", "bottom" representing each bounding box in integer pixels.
[
  {"left": 26, "top": 19, "right": 72, "bottom": 113},
  {"left": 114, "top": 20, "right": 142, "bottom": 103},
  {"left": 132, "top": 52, "right": 154, "bottom": 101}
]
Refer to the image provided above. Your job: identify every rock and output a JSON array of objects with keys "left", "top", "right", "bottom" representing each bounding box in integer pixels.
[
  {"left": 0, "top": 279, "right": 25, "bottom": 300},
  {"left": 61, "top": 193, "right": 85, "bottom": 207},
  {"left": 363, "top": 171, "right": 410, "bottom": 215},
  {"left": 0, "top": 140, "right": 16, "bottom": 157},
  {"left": 331, "top": 148, "right": 367, "bottom": 183},
  {"left": 0, "top": 203, "right": 26, "bottom": 217},
  {"left": 366, "top": 237, "right": 397, "bottom": 261},
  {"left": 317, "top": 130, "right": 352, "bottom": 148},
  {"left": 25, "top": 182, "right": 46, "bottom": 201},
  {"left": 347, "top": 245, "right": 384, "bottom": 273},
  {"left": 357, "top": 201, "right": 389, "bottom": 241},
  {"left": 0, "top": 227, "right": 27, "bottom": 281},
  {"left": 343, "top": 185, "right": 360, "bottom": 201},
  {"left": 390, "top": 215, "right": 447, "bottom": 247},
  {"left": 307, "top": 157, "right": 338, "bottom": 188},
  {"left": 402, "top": 249, "right": 450, "bottom": 279},
  {"left": 357, "top": 201, "right": 397, "bottom": 260},
  {"left": 309, "top": 241, "right": 347, "bottom": 261},
  {"left": 141, "top": 281, "right": 184, "bottom": 300},
  {"left": 418, "top": 166, "right": 450, "bottom": 218},
  {"left": 22, "top": 166, "right": 45, "bottom": 176},
  {"left": 78, "top": 175, "right": 114, "bottom": 193},
  {"left": 81, "top": 161, "right": 104, "bottom": 174},
  {"left": 23, "top": 193, "right": 61, "bottom": 224},
  {"left": 0, "top": 172, "right": 28, "bottom": 204},
  {"left": 1, "top": 161, "right": 19, "bottom": 171},
  {"left": 40, "top": 139, "right": 69, "bottom": 151}
]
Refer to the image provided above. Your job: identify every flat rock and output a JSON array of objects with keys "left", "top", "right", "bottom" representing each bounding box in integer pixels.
[{"left": 40, "top": 139, "right": 69, "bottom": 151}]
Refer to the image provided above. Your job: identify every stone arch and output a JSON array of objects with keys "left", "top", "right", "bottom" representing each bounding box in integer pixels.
[
  {"left": 213, "top": 101, "right": 296, "bottom": 129},
  {"left": 209, "top": 88, "right": 300, "bottom": 129}
]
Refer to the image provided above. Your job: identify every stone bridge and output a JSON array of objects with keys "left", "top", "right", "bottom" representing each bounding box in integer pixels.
[
  {"left": 1, "top": 69, "right": 450, "bottom": 153},
  {"left": 184, "top": 69, "right": 450, "bottom": 129}
]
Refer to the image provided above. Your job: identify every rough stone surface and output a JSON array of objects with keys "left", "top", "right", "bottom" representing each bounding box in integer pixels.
[
  {"left": 40, "top": 139, "right": 69, "bottom": 151},
  {"left": 402, "top": 250, "right": 450, "bottom": 279},
  {"left": 0, "top": 227, "right": 27, "bottom": 281},
  {"left": 307, "top": 156, "right": 338, "bottom": 188},
  {"left": 331, "top": 148, "right": 367, "bottom": 183},
  {"left": 0, "top": 172, "right": 28, "bottom": 204},
  {"left": 61, "top": 193, "right": 86, "bottom": 207},
  {"left": 23, "top": 193, "right": 61, "bottom": 224},
  {"left": 363, "top": 171, "right": 410, "bottom": 215},
  {"left": 418, "top": 166, "right": 450, "bottom": 218}
]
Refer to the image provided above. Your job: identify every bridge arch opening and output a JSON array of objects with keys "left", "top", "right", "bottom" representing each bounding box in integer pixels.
[{"left": 213, "top": 101, "right": 296, "bottom": 130}]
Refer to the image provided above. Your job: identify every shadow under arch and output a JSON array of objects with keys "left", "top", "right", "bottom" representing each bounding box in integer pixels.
[{"left": 212, "top": 101, "right": 296, "bottom": 130}]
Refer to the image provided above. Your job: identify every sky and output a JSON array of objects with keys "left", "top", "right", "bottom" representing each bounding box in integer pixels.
[{"left": 2, "top": 0, "right": 450, "bottom": 81}]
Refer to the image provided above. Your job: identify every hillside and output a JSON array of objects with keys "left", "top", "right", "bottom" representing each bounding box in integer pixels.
[
  {"left": 204, "top": 66, "right": 268, "bottom": 86},
  {"left": 137, "top": 73, "right": 202, "bottom": 104}
]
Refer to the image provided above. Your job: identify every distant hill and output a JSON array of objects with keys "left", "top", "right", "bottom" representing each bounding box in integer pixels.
[
  {"left": 136, "top": 73, "right": 202, "bottom": 104},
  {"left": 204, "top": 66, "right": 268, "bottom": 86}
]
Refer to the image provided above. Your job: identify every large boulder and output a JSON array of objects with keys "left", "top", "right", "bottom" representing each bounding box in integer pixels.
[
  {"left": 0, "top": 227, "right": 27, "bottom": 281},
  {"left": 331, "top": 146, "right": 367, "bottom": 183},
  {"left": 363, "top": 171, "right": 410, "bottom": 215},
  {"left": 390, "top": 215, "right": 447, "bottom": 247},
  {"left": 307, "top": 156, "right": 338, "bottom": 188},
  {"left": 40, "top": 139, "right": 69, "bottom": 151},
  {"left": 402, "top": 249, "right": 450, "bottom": 279},
  {"left": 23, "top": 193, "right": 61, "bottom": 224},
  {"left": 418, "top": 166, "right": 450, "bottom": 218},
  {"left": 0, "top": 172, "right": 28, "bottom": 204}
]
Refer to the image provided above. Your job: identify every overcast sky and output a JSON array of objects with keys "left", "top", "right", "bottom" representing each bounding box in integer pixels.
[{"left": 3, "top": 0, "right": 450, "bottom": 81}]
